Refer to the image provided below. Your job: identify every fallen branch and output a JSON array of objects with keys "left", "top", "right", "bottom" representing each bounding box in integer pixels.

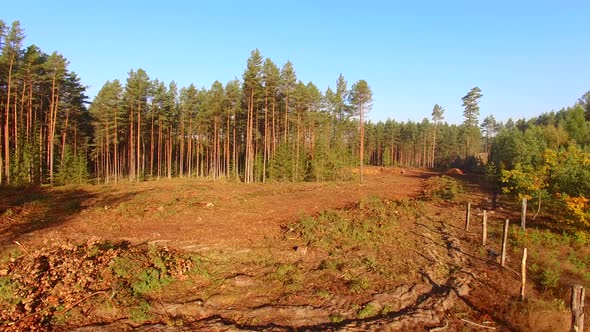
[
  {"left": 14, "top": 241, "right": 30, "bottom": 255},
  {"left": 460, "top": 318, "right": 496, "bottom": 330},
  {"left": 55, "top": 291, "right": 114, "bottom": 315},
  {"left": 429, "top": 321, "right": 449, "bottom": 331},
  {"left": 9, "top": 291, "right": 113, "bottom": 326},
  {"left": 4, "top": 215, "right": 18, "bottom": 222},
  {"left": 8, "top": 309, "right": 48, "bottom": 326}
]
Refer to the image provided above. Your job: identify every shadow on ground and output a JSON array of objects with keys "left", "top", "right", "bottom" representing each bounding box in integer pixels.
[{"left": 0, "top": 186, "right": 138, "bottom": 251}]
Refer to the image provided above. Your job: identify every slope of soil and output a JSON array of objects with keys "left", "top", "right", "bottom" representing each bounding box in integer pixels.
[
  {"left": 0, "top": 168, "right": 427, "bottom": 252},
  {"left": 0, "top": 168, "right": 586, "bottom": 331}
]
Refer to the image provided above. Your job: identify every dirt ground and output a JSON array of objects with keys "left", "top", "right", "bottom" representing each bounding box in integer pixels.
[
  {"left": 0, "top": 168, "right": 429, "bottom": 252},
  {"left": 0, "top": 168, "right": 586, "bottom": 331}
]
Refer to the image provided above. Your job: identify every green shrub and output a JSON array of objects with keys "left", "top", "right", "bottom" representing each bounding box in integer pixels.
[
  {"left": 0, "top": 276, "right": 19, "bottom": 307},
  {"left": 129, "top": 300, "right": 152, "bottom": 322},
  {"left": 573, "top": 230, "right": 590, "bottom": 246},
  {"left": 358, "top": 304, "right": 377, "bottom": 318},
  {"left": 272, "top": 264, "right": 303, "bottom": 292},
  {"left": 540, "top": 266, "right": 561, "bottom": 289},
  {"left": 348, "top": 276, "right": 370, "bottom": 293},
  {"left": 422, "top": 176, "right": 463, "bottom": 201},
  {"left": 568, "top": 252, "right": 587, "bottom": 271},
  {"left": 329, "top": 314, "right": 344, "bottom": 323}
]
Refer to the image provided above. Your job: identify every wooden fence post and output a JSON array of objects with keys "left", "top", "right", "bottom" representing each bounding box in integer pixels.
[
  {"left": 501, "top": 219, "right": 510, "bottom": 267},
  {"left": 521, "top": 197, "right": 527, "bottom": 230},
  {"left": 465, "top": 202, "right": 471, "bottom": 231},
  {"left": 571, "top": 285, "right": 585, "bottom": 332},
  {"left": 482, "top": 210, "right": 488, "bottom": 246},
  {"left": 521, "top": 248, "right": 527, "bottom": 301}
]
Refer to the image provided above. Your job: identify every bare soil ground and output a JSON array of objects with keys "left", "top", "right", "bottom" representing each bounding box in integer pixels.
[
  {"left": 1, "top": 168, "right": 428, "bottom": 252},
  {"left": 0, "top": 168, "right": 586, "bottom": 331}
]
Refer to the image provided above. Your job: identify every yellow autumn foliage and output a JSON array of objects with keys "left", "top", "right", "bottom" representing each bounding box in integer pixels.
[{"left": 562, "top": 195, "right": 590, "bottom": 227}]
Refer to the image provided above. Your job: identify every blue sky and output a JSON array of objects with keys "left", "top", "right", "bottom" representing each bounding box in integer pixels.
[{"left": 4, "top": 1, "right": 590, "bottom": 124}]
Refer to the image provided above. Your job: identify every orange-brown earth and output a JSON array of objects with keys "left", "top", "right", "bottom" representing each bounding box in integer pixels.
[
  {"left": 0, "top": 168, "right": 585, "bottom": 331},
  {"left": 0, "top": 168, "right": 426, "bottom": 251}
]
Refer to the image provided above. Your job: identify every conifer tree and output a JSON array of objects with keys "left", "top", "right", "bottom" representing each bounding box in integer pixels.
[
  {"left": 262, "top": 58, "right": 280, "bottom": 180},
  {"left": 431, "top": 104, "right": 444, "bottom": 167},
  {"left": 350, "top": 80, "right": 373, "bottom": 183},
  {"left": 1, "top": 20, "right": 25, "bottom": 184},
  {"left": 46, "top": 52, "right": 67, "bottom": 184},
  {"left": 224, "top": 79, "right": 241, "bottom": 179},
  {"left": 279, "top": 61, "right": 296, "bottom": 144},
  {"left": 461, "top": 87, "right": 482, "bottom": 157},
  {"left": 481, "top": 115, "right": 497, "bottom": 153},
  {"left": 242, "top": 49, "right": 263, "bottom": 183},
  {"left": 124, "top": 69, "right": 150, "bottom": 181},
  {"left": 334, "top": 74, "right": 350, "bottom": 121}
]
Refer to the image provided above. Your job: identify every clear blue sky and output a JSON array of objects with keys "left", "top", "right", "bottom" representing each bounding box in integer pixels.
[{"left": 4, "top": 1, "right": 590, "bottom": 124}]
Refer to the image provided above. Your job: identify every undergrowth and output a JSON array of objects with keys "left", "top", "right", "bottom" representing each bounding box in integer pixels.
[
  {"left": 287, "top": 196, "right": 420, "bottom": 292},
  {"left": 509, "top": 226, "right": 590, "bottom": 292},
  {"left": 0, "top": 240, "right": 196, "bottom": 330},
  {"left": 421, "top": 175, "right": 463, "bottom": 201}
]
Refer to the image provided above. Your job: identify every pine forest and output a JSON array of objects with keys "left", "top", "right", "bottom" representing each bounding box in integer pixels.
[
  {"left": 1, "top": 14, "right": 590, "bottom": 331},
  {"left": 1, "top": 20, "right": 590, "bottom": 222}
]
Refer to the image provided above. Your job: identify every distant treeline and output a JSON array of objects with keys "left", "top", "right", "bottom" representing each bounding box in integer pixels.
[{"left": 1, "top": 19, "right": 588, "bottom": 190}]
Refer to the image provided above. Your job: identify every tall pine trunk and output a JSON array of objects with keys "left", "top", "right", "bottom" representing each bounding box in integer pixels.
[
  {"left": 359, "top": 104, "right": 364, "bottom": 183},
  {"left": 136, "top": 103, "right": 141, "bottom": 180},
  {"left": 233, "top": 111, "right": 237, "bottom": 179},
  {"left": 129, "top": 105, "right": 135, "bottom": 181},
  {"left": 4, "top": 56, "right": 15, "bottom": 184},
  {"left": 60, "top": 109, "right": 70, "bottom": 165},
  {"left": 105, "top": 120, "right": 110, "bottom": 183},
  {"left": 150, "top": 107, "right": 155, "bottom": 177},
  {"left": 114, "top": 110, "right": 119, "bottom": 183},
  {"left": 48, "top": 69, "right": 58, "bottom": 185},
  {"left": 157, "top": 115, "right": 162, "bottom": 179},
  {"left": 263, "top": 90, "right": 268, "bottom": 182},
  {"left": 225, "top": 111, "right": 230, "bottom": 179},
  {"left": 167, "top": 123, "right": 172, "bottom": 179},
  {"left": 179, "top": 116, "right": 185, "bottom": 177},
  {"left": 431, "top": 123, "right": 437, "bottom": 168},
  {"left": 187, "top": 118, "right": 192, "bottom": 177}
]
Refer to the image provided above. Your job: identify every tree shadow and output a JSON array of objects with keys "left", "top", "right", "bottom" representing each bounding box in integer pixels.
[{"left": 0, "top": 186, "right": 141, "bottom": 251}]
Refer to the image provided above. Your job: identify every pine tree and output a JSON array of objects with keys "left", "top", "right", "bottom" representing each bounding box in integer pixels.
[
  {"left": 431, "top": 104, "right": 444, "bottom": 167},
  {"left": 224, "top": 79, "right": 241, "bottom": 179},
  {"left": 166, "top": 81, "right": 178, "bottom": 179},
  {"left": 279, "top": 61, "right": 296, "bottom": 144},
  {"left": 350, "top": 80, "right": 373, "bottom": 183},
  {"left": 46, "top": 52, "right": 67, "bottom": 184},
  {"left": 207, "top": 80, "right": 225, "bottom": 180},
  {"left": 19, "top": 45, "right": 45, "bottom": 184},
  {"left": 262, "top": 58, "right": 280, "bottom": 180},
  {"left": 1, "top": 21, "right": 25, "bottom": 184},
  {"left": 481, "top": 115, "right": 497, "bottom": 153},
  {"left": 124, "top": 69, "right": 150, "bottom": 181},
  {"left": 461, "top": 87, "right": 483, "bottom": 157},
  {"left": 242, "top": 49, "right": 263, "bottom": 183},
  {"left": 179, "top": 84, "right": 199, "bottom": 178},
  {"left": 89, "top": 80, "right": 123, "bottom": 183},
  {"left": 334, "top": 74, "right": 350, "bottom": 121}
]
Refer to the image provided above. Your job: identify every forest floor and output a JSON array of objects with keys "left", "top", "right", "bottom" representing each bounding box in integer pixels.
[
  {"left": 0, "top": 167, "right": 426, "bottom": 252},
  {"left": 0, "top": 167, "right": 587, "bottom": 331}
]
